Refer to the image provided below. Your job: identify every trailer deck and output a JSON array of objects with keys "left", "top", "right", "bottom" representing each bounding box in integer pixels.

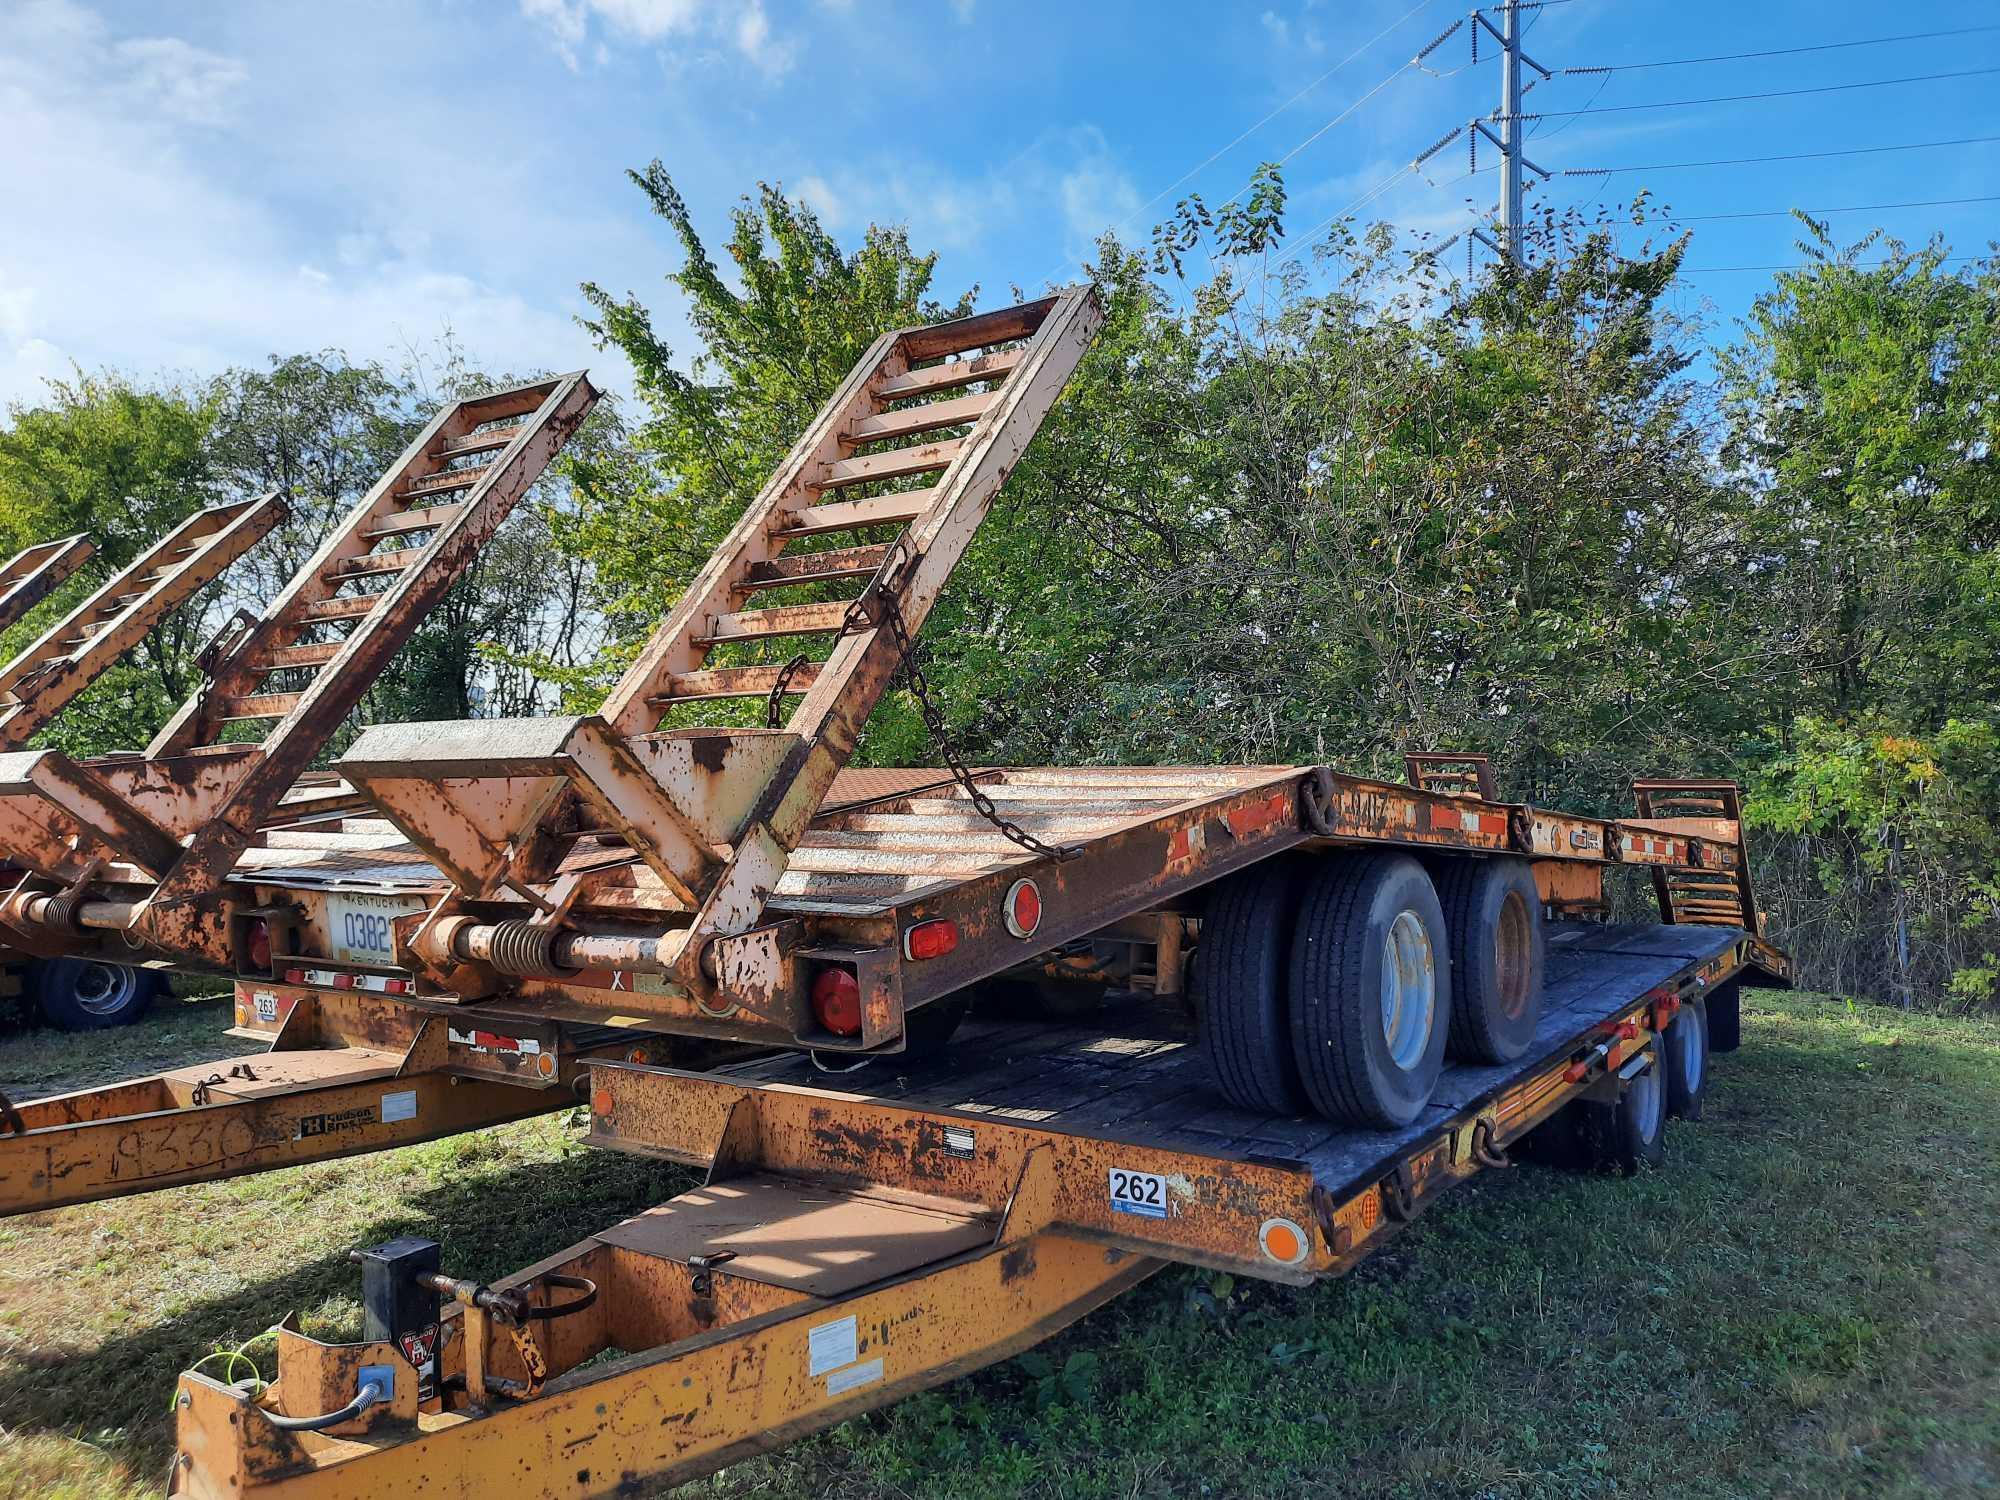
[{"left": 168, "top": 920, "right": 1786, "bottom": 1499}]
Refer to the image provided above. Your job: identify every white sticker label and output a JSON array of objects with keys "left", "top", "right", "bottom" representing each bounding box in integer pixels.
[
  {"left": 380, "top": 1089, "right": 418, "bottom": 1124},
  {"left": 1108, "top": 1167, "right": 1168, "bottom": 1219},
  {"left": 252, "top": 990, "right": 279, "bottom": 1022},
  {"left": 943, "top": 1124, "right": 976, "bottom": 1159},
  {"left": 827, "top": 1357, "right": 883, "bottom": 1395},
  {"left": 807, "top": 1316, "right": 857, "bottom": 1377}
]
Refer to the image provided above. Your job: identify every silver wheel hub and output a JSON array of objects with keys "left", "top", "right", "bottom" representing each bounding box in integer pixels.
[
  {"left": 72, "top": 962, "right": 138, "bottom": 1018},
  {"left": 1379, "top": 909, "right": 1436, "bottom": 1071}
]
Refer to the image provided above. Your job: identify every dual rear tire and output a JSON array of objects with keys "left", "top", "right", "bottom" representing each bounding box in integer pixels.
[{"left": 1195, "top": 853, "right": 1544, "bottom": 1128}]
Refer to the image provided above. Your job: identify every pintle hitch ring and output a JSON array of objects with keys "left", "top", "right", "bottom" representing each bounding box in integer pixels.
[{"left": 1470, "top": 1118, "right": 1512, "bottom": 1170}]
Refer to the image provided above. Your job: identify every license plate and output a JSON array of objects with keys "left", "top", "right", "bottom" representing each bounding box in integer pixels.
[{"left": 325, "top": 892, "right": 421, "bottom": 964}]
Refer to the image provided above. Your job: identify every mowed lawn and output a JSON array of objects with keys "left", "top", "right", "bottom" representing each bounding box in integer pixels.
[{"left": 0, "top": 989, "right": 1995, "bottom": 1499}]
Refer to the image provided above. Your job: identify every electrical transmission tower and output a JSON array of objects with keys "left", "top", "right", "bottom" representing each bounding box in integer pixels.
[{"left": 1411, "top": 2, "right": 1556, "bottom": 265}]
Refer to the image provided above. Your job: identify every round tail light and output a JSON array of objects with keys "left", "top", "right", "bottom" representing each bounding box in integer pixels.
[
  {"left": 811, "top": 966, "right": 863, "bottom": 1037},
  {"left": 246, "top": 919, "right": 271, "bottom": 972}
]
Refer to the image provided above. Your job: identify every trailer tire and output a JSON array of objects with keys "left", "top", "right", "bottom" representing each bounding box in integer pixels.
[
  {"left": 1430, "top": 856, "right": 1545, "bottom": 1064},
  {"left": 1194, "top": 860, "right": 1307, "bottom": 1114},
  {"left": 35, "top": 959, "right": 160, "bottom": 1031},
  {"left": 1289, "top": 853, "right": 1450, "bottom": 1127},
  {"left": 1662, "top": 998, "right": 1708, "bottom": 1121},
  {"left": 1572, "top": 1048, "right": 1667, "bottom": 1173}
]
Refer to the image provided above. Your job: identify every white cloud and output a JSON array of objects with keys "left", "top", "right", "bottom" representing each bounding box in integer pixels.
[
  {"left": 798, "top": 175, "right": 846, "bottom": 228},
  {"left": 518, "top": 0, "right": 790, "bottom": 75},
  {"left": 1260, "top": 10, "right": 1289, "bottom": 45},
  {"left": 113, "top": 36, "right": 248, "bottom": 125},
  {"left": 0, "top": 0, "right": 638, "bottom": 413}
]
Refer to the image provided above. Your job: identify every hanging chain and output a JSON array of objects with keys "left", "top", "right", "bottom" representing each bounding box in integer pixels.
[{"left": 757, "top": 550, "right": 1076, "bottom": 862}]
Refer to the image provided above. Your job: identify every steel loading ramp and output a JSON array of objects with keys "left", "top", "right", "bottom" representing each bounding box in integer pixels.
[
  {"left": 334, "top": 290, "right": 1102, "bottom": 998},
  {"left": 0, "top": 533, "right": 94, "bottom": 637}
]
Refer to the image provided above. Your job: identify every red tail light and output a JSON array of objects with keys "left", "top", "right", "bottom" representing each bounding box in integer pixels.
[
  {"left": 811, "top": 966, "right": 863, "bottom": 1036},
  {"left": 902, "top": 919, "right": 959, "bottom": 961},
  {"left": 246, "top": 919, "right": 271, "bottom": 972}
]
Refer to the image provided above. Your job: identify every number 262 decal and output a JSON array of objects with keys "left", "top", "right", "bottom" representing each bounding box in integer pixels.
[{"left": 1108, "top": 1168, "right": 1168, "bottom": 1219}]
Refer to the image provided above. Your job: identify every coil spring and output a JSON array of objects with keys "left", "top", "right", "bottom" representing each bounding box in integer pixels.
[
  {"left": 37, "top": 892, "right": 85, "bottom": 931},
  {"left": 485, "top": 921, "right": 557, "bottom": 977}
]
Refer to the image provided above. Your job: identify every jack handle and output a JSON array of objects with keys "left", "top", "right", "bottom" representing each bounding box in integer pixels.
[{"left": 411, "top": 1268, "right": 598, "bottom": 1327}]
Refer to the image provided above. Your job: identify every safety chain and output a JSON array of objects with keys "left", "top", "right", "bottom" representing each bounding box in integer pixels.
[{"left": 756, "top": 552, "right": 1076, "bottom": 863}]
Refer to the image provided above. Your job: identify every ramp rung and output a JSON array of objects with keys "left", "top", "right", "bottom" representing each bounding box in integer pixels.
[
  {"left": 698, "top": 599, "right": 854, "bottom": 645},
  {"left": 325, "top": 547, "right": 424, "bottom": 580},
  {"left": 367, "top": 505, "right": 462, "bottom": 539},
  {"left": 813, "top": 439, "right": 961, "bottom": 491},
  {"left": 249, "top": 642, "right": 343, "bottom": 672},
  {"left": 439, "top": 424, "right": 524, "bottom": 457},
  {"left": 403, "top": 464, "right": 494, "bottom": 499},
  {"left": 297, "top": 595, "right": 380, "bottom": 623},
  {"left": 650, "top": 661, "right": 824, "bottom": 705},
  {"left": 216, "top": 692, "right": 301, "bottom": 721},
  {"left": 847, "top": 390, "right": 997, "bottom": 445},
  {"left": 772, "top": 491, "right": 935, "bottom": 539},
  {"left": 875, "top": 347, "right": 1023, "bottom": 399},
  {"left": 902, "top": 297, "right": 1053, "bottom": 360},
  {"left": 738, "top": 543, "right": 890, "bottom": 593}
]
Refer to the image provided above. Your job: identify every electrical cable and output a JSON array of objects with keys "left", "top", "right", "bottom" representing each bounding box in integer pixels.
[
  {"left": 1562, "top": 133, "right": 2000, "bottom": 176},
  {"left": 1508, "top": 66, "right": 2000, "bottom": 123},
  {"left": 1563, "top": 24, "right": 2000, "bottom": 74},
  {"left": 1682, "top": 253, "right": 1986, "bottom": 274}
]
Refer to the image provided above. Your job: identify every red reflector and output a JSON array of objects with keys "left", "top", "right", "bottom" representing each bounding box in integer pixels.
[
  {"left": 332, "top": 972, "right": 355, "bottom": 990},
  {"left": 284, "top": 969, "right": 305, "bottom": 985},
  {"left": 1004, "top": 878, "right": 1042, "bottom": 939},
  {"left": 903, "top": 919, "right": 960, "bottom": 961},
  {"left": 384, "top": 978, "right": 410, "bottom": 995},
  {"left": 247, "top": 919, "right": 271, "bottom": 972},
  {"left": 811, "top": 967, "right": 863, "bottom": 1036},
  {"left": 1617, "top": 1021, "right": 1639, "bottom": 1041},
  {"left": 1563, "top": 1061, "right": 1588, "bottom": 1083}
]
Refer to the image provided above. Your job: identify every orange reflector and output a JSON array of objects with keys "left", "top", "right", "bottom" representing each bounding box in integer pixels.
[
  {"left": 536, "top": 1052, "right": 557, "bottom": 1079},
  {"left": 1259, "top": 1217, "right": 1309, "bottom": 1266},
  {"left": 903, "top": 918, "right": 960, "bottom": 961},
  {"left": 591, "top": 1090, "right": 612, "bottom": 1117}
]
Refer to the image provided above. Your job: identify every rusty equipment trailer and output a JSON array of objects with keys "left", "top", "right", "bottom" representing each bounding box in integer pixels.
[
  {"left": 0, "top": 295, "right": 1777, "bottom": 1217},
  {"left": 168, "top": 920, "right": 1788, "bottom": 1498},
  {"left": 0, "top": 502, "right": 283, "bottom": 1028},
  {"left": 0, "top": 374, "right": 600, "bottom": 1193}
]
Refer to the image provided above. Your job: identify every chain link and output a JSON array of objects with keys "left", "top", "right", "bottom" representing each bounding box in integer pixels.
[{"left": 759, "top": 557, "right": 1076, "bottom": 863}]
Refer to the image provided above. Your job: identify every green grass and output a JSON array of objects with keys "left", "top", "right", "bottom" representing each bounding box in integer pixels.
[{"left": 0, "top": 992, "right": 1995, "bottom": 1497}]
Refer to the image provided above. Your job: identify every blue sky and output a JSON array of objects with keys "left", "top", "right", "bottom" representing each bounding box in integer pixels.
[{"left": 3, "top": 0, "right": 1995, "bottom": 411}]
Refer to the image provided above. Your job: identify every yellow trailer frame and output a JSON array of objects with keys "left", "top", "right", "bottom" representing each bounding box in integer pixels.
[{"left": 169, "top": 925, "right": 1788, "bottom": 1498}]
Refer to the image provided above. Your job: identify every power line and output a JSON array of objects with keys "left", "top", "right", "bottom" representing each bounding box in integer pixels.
[
  {"left": 1510, "top": 66, "right": 2000, "bottom": 123},
  {"left": 1672, "top": 194, "right": 2000, "bottom": 223},
  {"left": 1682, "top": 253, "right": 1988, "bottom": 275},
  {"left": 1564, "top": 24, "right": 2000, "bottom": 74},
  {"left": 1563, "top": 133, "right": 2000, "bottom": 176},
  {"left": 1107, "top": 0, "right": 1439, "bottom": 237}
]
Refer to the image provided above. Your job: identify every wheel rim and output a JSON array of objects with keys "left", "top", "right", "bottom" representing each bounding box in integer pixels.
[
  {"left": 1630, "top": 1059, "right": 1664, "bottom": 1141},
  {"left": 1379, "top": 909, "right": 1436, "bottom": 1071},
  {"left": 72, "top": 962, "right": 137, "bottom": 1018},
  {"left": 1494, "top": 889, "right": 1533, "bottom": 1021},
  {"left": 1680, "top": 1011, "right": 1704, "bottom": 1093}
]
